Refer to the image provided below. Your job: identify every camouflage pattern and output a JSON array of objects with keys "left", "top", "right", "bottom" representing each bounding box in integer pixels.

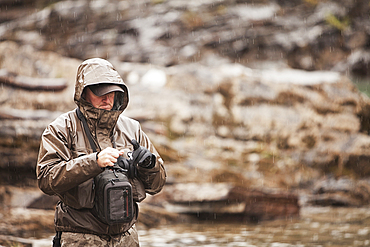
[{"left": 60, "top": 225, "right": 139, "bottom": 247}]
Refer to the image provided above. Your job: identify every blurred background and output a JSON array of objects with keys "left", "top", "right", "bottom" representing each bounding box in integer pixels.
[{"left": 1, "top": 0, "right": 370, "bottom": 246}]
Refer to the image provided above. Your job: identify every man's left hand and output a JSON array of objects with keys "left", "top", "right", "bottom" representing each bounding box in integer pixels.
[{"left": 130, "top": 139, "right": 156, "bottom": 169}]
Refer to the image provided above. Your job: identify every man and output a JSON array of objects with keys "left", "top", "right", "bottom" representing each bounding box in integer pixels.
[{"left": 36, "top": 58, "right": 166, "bottom": 246}]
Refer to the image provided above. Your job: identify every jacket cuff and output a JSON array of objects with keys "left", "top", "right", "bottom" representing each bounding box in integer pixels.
[{"left": 136, "top": 158, "right": 161, "bottom": 173}]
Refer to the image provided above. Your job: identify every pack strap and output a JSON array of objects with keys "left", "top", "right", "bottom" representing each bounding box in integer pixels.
[
  {"left": 52, "top": 231, "right": 62, "bottom": 247},
  {"left": 76, "top": 108, "right": 98, "bottom": 152}
]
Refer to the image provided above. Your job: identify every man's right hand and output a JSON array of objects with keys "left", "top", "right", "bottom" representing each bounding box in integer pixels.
[{"left": 96, "top": 147, "right": 124, "bottom": 168}]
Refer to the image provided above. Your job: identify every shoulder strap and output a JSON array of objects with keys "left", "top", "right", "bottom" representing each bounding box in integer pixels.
[{"left": 76, "top": 108, "right": 98, "bottom": 152}]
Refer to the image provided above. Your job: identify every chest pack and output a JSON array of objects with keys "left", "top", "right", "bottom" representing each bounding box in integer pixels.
[
  {"left": 93, "top": 166, "right": 134, "bottom": 225},
  {"left": 76, "top": 108, "right": 134, "bottom": 225}
]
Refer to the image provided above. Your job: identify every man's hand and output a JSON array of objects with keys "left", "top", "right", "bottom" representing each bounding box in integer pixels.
[
  {"left": 96, "top": 147, "right": 124, "bottom": 168},
  {"left": 130, "top": 139, "right": 156, "bottom": 169}
]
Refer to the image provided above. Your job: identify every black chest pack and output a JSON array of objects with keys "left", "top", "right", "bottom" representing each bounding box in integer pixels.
[
  {"left": 93, "top": 164, "right": 134, "bottom": 225},
  {"left": 76, "top": 108, "right": 137, "bottom": 225}
]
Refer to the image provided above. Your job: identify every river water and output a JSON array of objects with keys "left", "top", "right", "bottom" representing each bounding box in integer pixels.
[
  {"left": 138, "top": 207, "right": 370, "bottom": 247},
  {"left": 9, "top": 206, "right": 370, "bottom": 247}
]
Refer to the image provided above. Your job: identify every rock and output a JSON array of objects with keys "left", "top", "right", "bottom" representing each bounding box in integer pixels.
[
  {"left": 0, "top": 107, "right": 62, "bottom": 120},
  {"left": 137, "top": 203, "right": 189, "bottom": 228},
  {"left": 140, "top": 68, "right": 167, "bottom": 90},
  {"left": 0, "top": 119, "right": 53, "bottom": 173},
  {"left": 27, "top": 194, "right": 60, "bottom": 210},
  {"left": 155, "top": 183, "right": 299, "bottom": 222},
  {"left": 0, "top": 41, "right": 79, "bottom": 112},
  {"left": 0, "top": 235, "right": 53, "bottom": 247},
  {"left": 1, "top": 41, "right": 370, "bottom": 189},
  {"left": 307, "top": 177, "right": 370, "bottom": 206},
  {"left": 0, "top": 207, "right": 54, "bottom": 238},
  {"left": 3, "top": 39, "right": 370, "bottom": 188},
  {"left": 0, "top": 185, "right": 56, "bottom": 240},
  {"left": 0, "top": 0, "right": 369, "bottom": 76},
  {"left": 334, "top": 49, "right": 370, "bottom": 77},
  {"left": 0, "top": 69, "right": 68, "bottom": 91},
  {"left": 309, "top": 193, "right": 363, "bottom": 207}
]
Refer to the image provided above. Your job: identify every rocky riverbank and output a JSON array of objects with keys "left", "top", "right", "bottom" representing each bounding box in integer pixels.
[
  {"left": 1, "top": 0, "right": 370, "bottom": 245},
  {"left": 1, "top": 40, "right": 370, "bottom": 239}
]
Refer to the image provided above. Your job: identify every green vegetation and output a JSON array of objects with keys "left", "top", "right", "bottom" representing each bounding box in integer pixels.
[
  {"left": 325, "top": 14, "right": 350, "bottom": 31},
  {"left": 151, "top": 0, "right": 166, "bottom": 4},
  {"left": 352, "top": 77, "right": 370, "bottom": 98},
  {"left": 304, "top": 0, "right": 319, "bottom": 5}
]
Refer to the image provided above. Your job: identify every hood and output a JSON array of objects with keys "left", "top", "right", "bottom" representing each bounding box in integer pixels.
[
  {"left": 74, "top": 58, "right": 129, "bottom": 112},
  {"left": 73, "top": 58, "right": 129, "bottom": 147}
]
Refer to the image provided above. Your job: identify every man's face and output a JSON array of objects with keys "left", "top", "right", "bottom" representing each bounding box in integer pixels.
[{"left": 84, "top": 87, "right": 115, "bottom": 110}]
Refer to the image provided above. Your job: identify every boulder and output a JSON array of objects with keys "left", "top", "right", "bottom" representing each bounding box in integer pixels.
[
  {"left": 307, "top": 177, "right": 370, "bottom": 207},
  {"left": 152, "top": 183, "right": 299, "bottom": 222},
  {"left": 0, "top": 186, "right": 55, "bottom": 238}
]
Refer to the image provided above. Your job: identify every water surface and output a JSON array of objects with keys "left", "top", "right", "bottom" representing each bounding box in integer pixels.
[{"left": 138, "top": 207, "right": 370, "bottom": 247}]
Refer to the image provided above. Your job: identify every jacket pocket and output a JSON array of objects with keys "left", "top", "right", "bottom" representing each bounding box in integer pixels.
[
  {"left": 130, "top": 177, "right": 146, "bottom": 202},
  {"left": 62, "top": 178, "right": 95, "bottom": 209}
]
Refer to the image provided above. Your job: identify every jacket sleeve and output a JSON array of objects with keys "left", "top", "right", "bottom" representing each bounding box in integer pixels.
[
  {"left": 136, "top": 127, "right": 166, "bottom": 195},
  {"left": 36, "top": 114, "right": 102, "bottom": 196}
]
